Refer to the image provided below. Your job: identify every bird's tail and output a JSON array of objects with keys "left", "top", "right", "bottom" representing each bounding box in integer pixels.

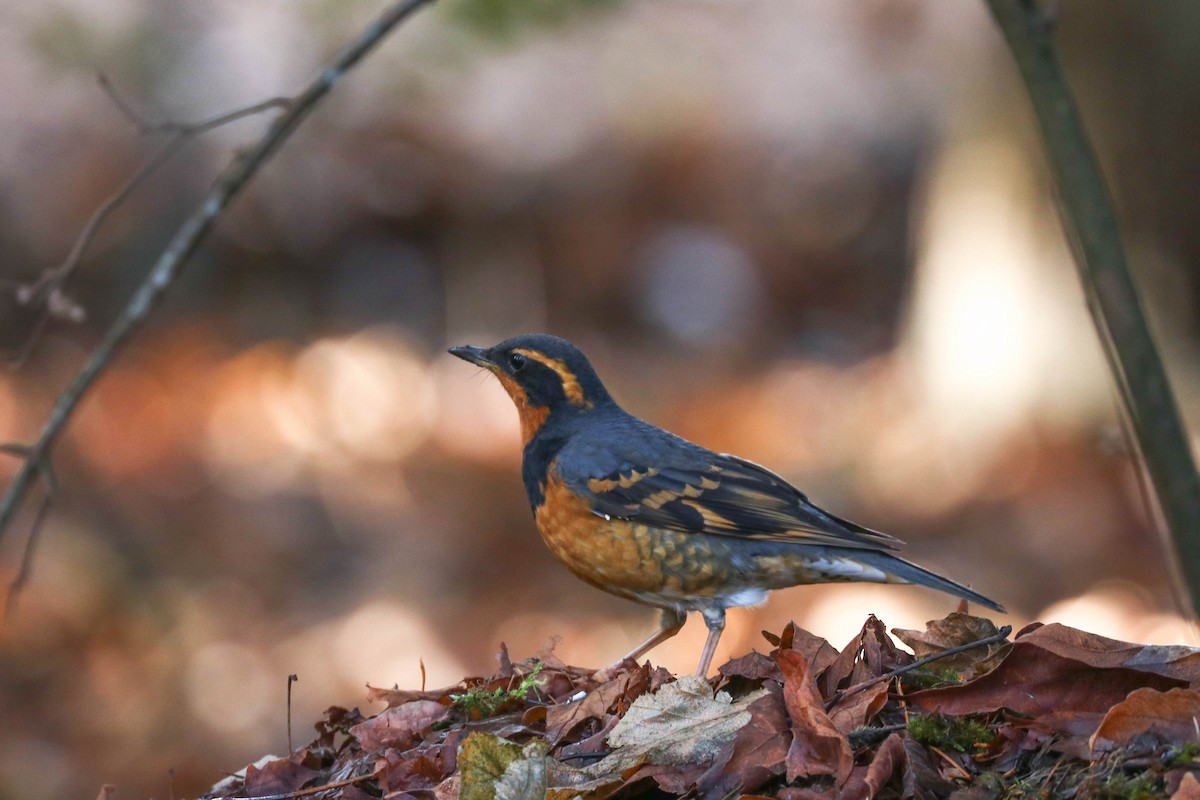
[{"left": 857, "top": 551, "right": 1004, "bottom": 613}]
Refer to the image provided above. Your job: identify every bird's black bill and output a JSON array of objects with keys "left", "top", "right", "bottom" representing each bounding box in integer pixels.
[{"left": 449, "top": 345, "right": 492, "bottom": 367}]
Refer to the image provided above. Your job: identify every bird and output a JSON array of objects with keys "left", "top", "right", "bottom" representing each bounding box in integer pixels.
[{"left": 449, "top": 334, "right": 1002, "bottom": 677}]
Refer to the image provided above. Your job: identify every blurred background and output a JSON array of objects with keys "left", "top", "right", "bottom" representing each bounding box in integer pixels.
[{"left": 1, "top": 0, "right": 1199, "bottom": 797}]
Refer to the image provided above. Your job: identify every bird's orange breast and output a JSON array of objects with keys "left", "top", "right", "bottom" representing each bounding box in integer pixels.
[{"left": 533, "top": 471, "right": 741, "bottom": 605}]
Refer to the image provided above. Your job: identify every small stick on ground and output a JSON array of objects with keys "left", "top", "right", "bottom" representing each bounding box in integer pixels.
[{"left": 826, "top": 625, "right": 1012, "bottom": 712}]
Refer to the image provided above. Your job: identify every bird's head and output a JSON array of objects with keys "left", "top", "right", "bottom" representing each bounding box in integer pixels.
[{"left": 449, "top": 334, "right": 613, "bottom": 443}]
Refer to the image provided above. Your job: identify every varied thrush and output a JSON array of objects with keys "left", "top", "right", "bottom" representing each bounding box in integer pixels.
[{"left": 450, "top": 334, "right": 1002, "bottom": 677}]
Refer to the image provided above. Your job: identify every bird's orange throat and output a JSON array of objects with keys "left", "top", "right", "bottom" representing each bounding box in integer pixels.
[{"left": 491, "top": 370, "right": 551, "bottom": 444}]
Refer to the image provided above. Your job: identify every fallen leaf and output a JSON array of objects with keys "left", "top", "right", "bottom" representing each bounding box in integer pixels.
[
  {"left": 909, "top": 635, "right": 1185, "bottom": 717},
  {"left": 610, "top": 675, "right": 761, "bottom": 756},
  {"left": 351, "top": 700, "right": 449, "bottom": 751},
  {"left": 1018, "top": 711, "right": 1107, "bottom": 759},
  {"left": 555, "top": 712, "right": 620, "bottom": 763},
  {"left": 764, "top": 623, "right": 840, "bottom": 678},
  {"left": 777, "top": 648, "right": 854, "bottom": 785},
  {"left": 1090, "top": 687, "right": 1200, "bottom": 753},
  {"left": 376, "top": 748, "right": 449, "bottom": 793},
  {"left": 497, "top": 642, "right": 514, "bottom": 677},
  {"left": 495, "top": 741, "right": 550, "bottom": 800},
  {"left": 1170, "top": 770, "right": 1200, "bottom": 799},
  {"left": 891, "top": 613, "right": 1007, "bottom": 676},
  {"left": 901, "top": 737, "right": 954, "bottom": 800},
  {"left": 836, "top": 731, "right": 904, "bottom": 800},
  {"left": 828, "top": 680, "right": 889, "bottom": 736},
  {"left": 820, "top": 616, "right": 910, "bottom": 699},
  {"left": 367, "top": 684, "right": 459, "bottom": 708},
  {"left": 719, "top": 651, "right": 782, "bottom": 683},
  {"left": 1019, "top": 624, "right": 1200, "bottom": 682},
  {"left": 459, "top": 733, "right": 551, "bottom": 800},
  {"left": 617, "top": 662, "right": 655, "bottom": 714},
  {"left": 544, "top": 671, "right": 629, "bottom": 746},
  {"left": 699, "top": 682, "right": 791, "bottom": 797},
  {"left": 624, "top": 761, "right": 710, "bottom": 795},
  {"left": 570, "top": 675, "right": 764, "bottom": 782},
  {"left": 241, "top": 756, "right": 323, "bottom": 796}
]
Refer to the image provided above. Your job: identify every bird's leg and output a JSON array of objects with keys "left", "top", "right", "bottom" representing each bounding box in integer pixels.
[
  {"left": 695, "top": 607, "right": 726, "bottom": 677},
  {"left": 593, "top": 607, "right": 686, "bottom": 682}
]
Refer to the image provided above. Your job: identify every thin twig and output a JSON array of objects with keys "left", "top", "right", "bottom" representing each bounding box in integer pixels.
[
  {"left": 98, "top": 72, "right": 155, "bottom": 132},
  {"left": 928, "top": 744, "right": 973, "bottom": 781},
  {"left": 984, "top": 0, "right": 1200, "bottom": 618},
  {"left": 0, "top": 0, "right": 436, "bottom": 544},
  {"left": 8, "top": 92, "right": 291, "bottom": 366},
  {"left": 4, "top": 492, "right": 52, "bottom": 619},
  {"left": 0, "top": 445, "right": 56, "bottom": 620},
  {"left": 99, "top": 72, "right": 291, "bottom": 136},
  {"left": 826, "top": 625, "right": 1012, "bottom": 711},
  {"left": 288, "top": 674, "right": 299, "bottom": 753}
]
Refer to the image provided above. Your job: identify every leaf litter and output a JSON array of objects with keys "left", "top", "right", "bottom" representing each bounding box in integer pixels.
[{"left": 198, "top": 615, "right": 1200, "bottom": 800}]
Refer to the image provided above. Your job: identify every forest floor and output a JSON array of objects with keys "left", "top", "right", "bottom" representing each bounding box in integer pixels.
[{"left": 200, "top": 611, "right": 1200, "bottom": 800}]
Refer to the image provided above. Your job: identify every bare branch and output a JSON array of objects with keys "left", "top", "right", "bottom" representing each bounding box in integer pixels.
[
  {"left": 7, "top": 86, "right": 291, "bottom": 366},
  {"left": 0, "top": 445, "right": 56, "bottom": 619},
  {"left": 98, "top": 72, "right": 156, "bottom": 132},
  {"left": 985, "top": 0, "right": 1200, "bottom": 617},
  {"left": 0, "top": 0, "right": 436, "bottom": 543},
  {"left": 100, "top": 72, "right": 293, "bottom": 136}
]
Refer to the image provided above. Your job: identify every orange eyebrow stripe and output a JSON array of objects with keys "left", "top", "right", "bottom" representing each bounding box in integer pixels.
[{"left": 513, "top": 348, "right": 590, "bottom": 408}]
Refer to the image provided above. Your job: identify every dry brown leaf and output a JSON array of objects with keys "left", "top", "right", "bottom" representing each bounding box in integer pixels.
[
  {"left": 836, "top": 731, "right": 904, "bottom": 800},
  {"left": 241, "top": 756, "right": 323, "bottom": 795},
  {"left": 767, "top": 622, "right": 841, "bottom": 678},
  {"left": 704, "top": 683, "right": 791, "bottom": 796},
  {"left": 901, "top": 737, "right": 954, "bottom": 800},
  {"left": 376, "top": 749, "right": 449, "bottom": 793},
  {"left": 627, "top": 761, "right": 711, "bottom": 795},
  {"left": 366, "top": 683, "right": 457, "bottom": 708},
  {"left": 434, "top": 773, "right": 462, "bottom": 800},
  {"left": 777, "top": 648, "right": 854, "bottom": 786},
  {"left": 719, "top": 651, "right": 782, "bottom": 683},
  {"left": 1090, "top": 687, "right": 1200, "bottom": 753},
  {"left": 819, "top": 616, "right": 910, "bottom": 699},
  {"left": 909, "top": 634, "right": 1185, "bottom": 717},
  {"left": 828, "top": 680, "right": 889, "bottom": 735},
  {"left": 350, "top": 699, "right": 449, "bottom": 751},
  {"left": 1171, "top": 771, "right": 1200, "bottom": 799},
  {"left": 1013, "top": 710, "right": 1106, "bottom": 760},
  {"left": 544, "top": 671, "right": 629, "bottom": 746},
  {"left": 1019, "top": 623, "right": 1200, "bottom": 682},
  {"left": 891, "top": 613, "right": 1007, "bottom": 676}
]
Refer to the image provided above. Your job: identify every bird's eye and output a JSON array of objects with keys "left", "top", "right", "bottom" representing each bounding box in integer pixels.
[{"left": 507, "top": 352, "right": 527, "bottom": 372}]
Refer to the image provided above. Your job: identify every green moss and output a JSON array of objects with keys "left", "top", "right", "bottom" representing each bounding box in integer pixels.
[
  {"left": 451, "top": 662, "right": 545, "bottom": 720},
  {"left": 1095, "top": 771, "right": 1159, "bottom": 800},
  {"left": 903, "top": 666, "right": 964, "bottom": 690},
  {"left": 907, "top": 713, "right": 993, "bottom": 753},
  {"left": 1172, "top": 740, "right": 1200, "bottom": 767}
]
